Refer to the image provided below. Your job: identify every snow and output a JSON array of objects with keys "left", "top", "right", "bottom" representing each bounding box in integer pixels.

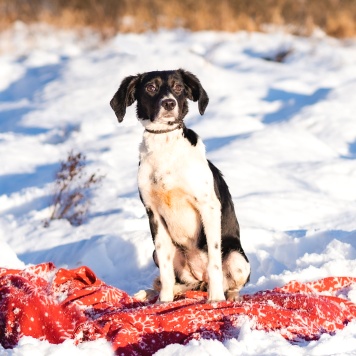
[{"left": 1, "top": 22, "right": 356, "bottom": 355}]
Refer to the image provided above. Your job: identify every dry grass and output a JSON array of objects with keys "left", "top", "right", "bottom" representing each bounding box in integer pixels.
[
  {"left": 1, "top": 0, "right": 355, "bottom": 38},
  {"left": 45, "top": 151, "right": 103, "bottom": 227}
]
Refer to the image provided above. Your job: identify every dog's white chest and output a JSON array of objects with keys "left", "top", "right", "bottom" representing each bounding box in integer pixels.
[{"left": 138, "top": 131, "right": 214, "bottom": 246}]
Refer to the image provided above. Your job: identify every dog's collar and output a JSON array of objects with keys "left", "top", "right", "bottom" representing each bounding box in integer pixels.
[{"left": 145, "top": 121, "right": 184, "bottom": 134}]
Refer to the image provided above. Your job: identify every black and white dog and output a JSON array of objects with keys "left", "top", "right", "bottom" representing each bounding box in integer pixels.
[{"left": 110, "top": 69, "right": 250, "bottom": 302}]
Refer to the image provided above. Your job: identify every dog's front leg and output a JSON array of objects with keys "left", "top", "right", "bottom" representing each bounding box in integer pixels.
[
  {"left": 198, "top": 196, "right": 226, "bottom": 302},
  {"left": 154, "top": 220, "right": 176, "bottom": 303}
]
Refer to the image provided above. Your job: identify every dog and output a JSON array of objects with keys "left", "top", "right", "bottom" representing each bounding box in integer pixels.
[{"left": 110, "top": 69, "right": 250, "bottom": 302}]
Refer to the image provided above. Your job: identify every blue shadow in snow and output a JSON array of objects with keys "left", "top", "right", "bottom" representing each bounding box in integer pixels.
[
  {"left": 88, "top": 208, "right": 123, "bottom": 219},
  {"left": 0, "top": 163, "right": 59, "bottom": 196},
  {"left": 18, "top": 236, "right": 109, "bottom": 266},
  {"left": 4, "top": 195, "right": 52, "bottom": 217},
  {"left": 204, "top": 133, "right": 251, "bottom": 153},
  {"left": 243, "top": 48, "right": 271, "bottom": 60},
  {"left": 347, "top": 140, "right": 356, "bottom": 159},
  {"left": 1, "top": 64, "right": 60, "bottom": 102},
  {"left": 262, "top": 87, "right": 331, "bottom": 124},
  {"left": 285, "top": 229, "right": 307, "bottom": 239},
  {"left": 0, "top": 62, "right": 65, "bottom": 135}
]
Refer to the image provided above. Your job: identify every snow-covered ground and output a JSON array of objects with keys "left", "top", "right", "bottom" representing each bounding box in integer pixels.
[{"left": 1, "top": 22, "right": 356, "bottom": 355}]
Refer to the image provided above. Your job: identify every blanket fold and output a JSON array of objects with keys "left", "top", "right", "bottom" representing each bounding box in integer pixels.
[{"left": 1, "top": 263, "right": 356, "bottom": 355}]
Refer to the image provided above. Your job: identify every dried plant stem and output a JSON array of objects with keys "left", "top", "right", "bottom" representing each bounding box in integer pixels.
[{"left": 45, "top": 151, "right": 103, "bottom": 227}]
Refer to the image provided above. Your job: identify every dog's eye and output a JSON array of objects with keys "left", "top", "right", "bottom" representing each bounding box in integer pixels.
[
  {"left": 146, "top": 84, "right": 157, "bottom": 93},
  {"left": 174, "top": 84, "right": 183, "bottom": 93}
]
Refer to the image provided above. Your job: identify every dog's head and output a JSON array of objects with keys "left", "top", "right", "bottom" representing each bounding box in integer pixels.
[{"left": 110, "top": 69, "right": 209, "bottom": 130}]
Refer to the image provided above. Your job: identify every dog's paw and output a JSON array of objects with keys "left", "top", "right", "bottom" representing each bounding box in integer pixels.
[
  {"left": 226, "top": 289, "right": 243, "bottom": 302},
  {"left": 134, "top": 289, "right": 158, "bottom": 302},
  {"left": 208, "top": 291, "right": 226, "bottom": 303}
]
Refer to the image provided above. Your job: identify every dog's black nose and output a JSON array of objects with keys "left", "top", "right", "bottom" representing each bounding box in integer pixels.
[{"left": 161, "top": 99, "right": 176, "bottom": 111}]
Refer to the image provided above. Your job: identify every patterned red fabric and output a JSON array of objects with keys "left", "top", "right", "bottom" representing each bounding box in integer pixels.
[{"left": 1, "top": 263, "right": 356, "bottom": 355}]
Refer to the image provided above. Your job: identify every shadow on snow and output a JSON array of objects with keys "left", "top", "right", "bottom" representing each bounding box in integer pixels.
[
  {"left": 0, "top": 163, "right": 59, "bottom": 196},
  {"left": 0, "top": 62, "right": 65, "bottom": 135},
  {"left": 262, "top": 87, "right": 331, "bottom": 124}
]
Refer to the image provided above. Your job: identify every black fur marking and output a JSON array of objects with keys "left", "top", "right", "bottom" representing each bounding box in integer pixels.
[
  {"left": 146, "top": 207, "right": 158, "bottom": 243},
  {"left": 110, "top": 75, "right": 140, "bottom": 122},
  {"left": 150, "top": 174, "right": 158, "bottom": 184},
  {"left": 172, "top": 240, "right": 187, "bottom": 252},
  {"left": 197, "top": 230, "right": 208, "bottom": 252},
  {"left": 221, "top": 237, "right": 248, "bottom": 261},
  {"left": 208, "top": 161, "right": 243, "bottom": 245},
  {"left": 245, "top": 272, "right": 251, "bottom": 285},
  {"left": 160, "top": 215, "right": 169, "bottom": 232},
  {"left": 196, "top": 160, "right": 249, "bottom": 263},
  {"left": 178, "top": 69, "right": 209, "bottom": 115},
  {"left": 153, "top": 250, "right": 159, "bottom": 267},
  {"left": 182, "top": 127, "right": 199, "bottom": 146}
]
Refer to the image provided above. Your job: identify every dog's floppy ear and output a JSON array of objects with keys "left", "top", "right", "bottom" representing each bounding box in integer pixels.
[
  {"left": 110, "top": 75, "right": 140, "bottom": 122},
  {"left": 179, "top": 69, "right": 209, "bottom": 115}
]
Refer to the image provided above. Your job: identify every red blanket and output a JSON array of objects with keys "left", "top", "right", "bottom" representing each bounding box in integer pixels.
[{"left": 1, "top": 263, "right": 356, "bottom": 355}]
